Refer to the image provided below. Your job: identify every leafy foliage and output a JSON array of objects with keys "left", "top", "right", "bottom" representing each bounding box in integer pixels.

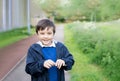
[
  {"left": 65, "top": 21, "right": 120, "bottom": 81},
  {"left": 33, "top": 0, "right": 120, "bottom": 21}
]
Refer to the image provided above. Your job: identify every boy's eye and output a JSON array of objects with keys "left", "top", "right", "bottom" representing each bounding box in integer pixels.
[
  {"left": 48, "top": 32, "right": 52, "bottom": 35},
  {"left": 40, "top": 33, "right": 44, "bottom": 35}
]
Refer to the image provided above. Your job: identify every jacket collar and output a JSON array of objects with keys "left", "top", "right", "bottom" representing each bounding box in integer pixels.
[{"left": 36, "top": 40, "right": 57, "bottom": 47}]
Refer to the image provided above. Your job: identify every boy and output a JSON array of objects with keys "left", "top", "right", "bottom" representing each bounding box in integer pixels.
[{"left": 25, "top": 19, "right": 74, "bottom": 81}]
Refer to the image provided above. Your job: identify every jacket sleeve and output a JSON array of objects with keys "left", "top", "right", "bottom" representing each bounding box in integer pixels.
[
  {"left": 25, "top": 47, "right": 46, "bottom": 76},
  {"left": 60, "top": 44, "right": 74, "bottom": 71}
]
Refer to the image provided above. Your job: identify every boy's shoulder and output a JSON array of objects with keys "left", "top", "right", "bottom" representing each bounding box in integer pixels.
[
  {"left": 31, "top": 43, "right": 41, "bottom": 47},
  {"left": 29, "top": 43, "right": 42, "bottom": 51},
  {"left": 55, "top": 41, "right": 65, "bottom": 47}
]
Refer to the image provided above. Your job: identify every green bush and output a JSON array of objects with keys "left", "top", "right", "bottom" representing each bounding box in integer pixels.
[{"left": 66, "top": 22, "right": 120, "bottom": 81}]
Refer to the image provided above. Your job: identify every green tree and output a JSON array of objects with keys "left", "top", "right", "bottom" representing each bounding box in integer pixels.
[
  {"left": 99, "top": 0, "right": 120, "bottom": 21},
  {"left": 33, "top": 0, "right": 61, "bottom": 17},
  {"left": 33, "top": 0, "right": 120, "bottom": 21}
]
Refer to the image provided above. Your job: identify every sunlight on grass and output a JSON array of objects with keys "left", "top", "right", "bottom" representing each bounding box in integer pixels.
[{"left": 0, "top": 27, "right": 35, "bottom": 48}]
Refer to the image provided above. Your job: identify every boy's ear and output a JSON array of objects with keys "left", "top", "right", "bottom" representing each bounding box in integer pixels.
[
  {"left": 37, "top": 31, "right": 40, "bottom": 35},
  {"left": 36, "top": 33, "right": 38, "bottom": 35}
]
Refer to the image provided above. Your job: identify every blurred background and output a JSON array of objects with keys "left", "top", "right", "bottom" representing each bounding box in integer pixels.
[{"left": 0, "top": 0, "right": 120, "bottom": 81}]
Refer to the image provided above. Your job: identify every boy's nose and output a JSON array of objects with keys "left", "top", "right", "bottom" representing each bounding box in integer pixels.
[{"left": 44, "top": 34, "right": 48, "bottom": 38}]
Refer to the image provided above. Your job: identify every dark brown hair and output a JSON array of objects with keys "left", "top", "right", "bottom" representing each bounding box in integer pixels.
[{"left": 36, "top": 19, "right": 56, "bottom": 34}]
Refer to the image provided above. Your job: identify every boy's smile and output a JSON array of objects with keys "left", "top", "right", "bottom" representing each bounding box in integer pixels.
[{"left": 37, "top": 27, "right": 54, "bottom": 46}]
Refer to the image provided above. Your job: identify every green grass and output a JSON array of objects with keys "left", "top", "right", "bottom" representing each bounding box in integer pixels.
[
  {"left": 97, "top": 22, "right": 120, "bottom": 38},
  {"left": 64, "top": 25, "right": 109, "bottom": 81},
  {"left": 0, "top": 27, "right": 35, "bottom": 48}
]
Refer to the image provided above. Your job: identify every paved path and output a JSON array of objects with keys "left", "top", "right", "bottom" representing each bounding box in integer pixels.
[
  {"left": 0, "top": 24, "right": 70, "bottom": 81},
  {"left": 0, "top": 35, "right": 38, "bottom": 81}
]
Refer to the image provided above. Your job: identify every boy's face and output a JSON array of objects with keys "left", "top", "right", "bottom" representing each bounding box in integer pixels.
[{"left": 37, "top": 27, "right": 54, "bottom": 46}]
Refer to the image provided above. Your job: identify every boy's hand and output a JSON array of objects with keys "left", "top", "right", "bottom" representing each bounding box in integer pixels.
[
  {"left": 55, "top": 59, "right": 65, "bottom": 69},
  {"left": 44, "top": 59, "right": 55, "bottom": 69}
]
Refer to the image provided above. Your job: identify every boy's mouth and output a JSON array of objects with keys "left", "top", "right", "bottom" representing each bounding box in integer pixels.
[{"left": 42, "top": 40, "right": 52, "bottom": 45}]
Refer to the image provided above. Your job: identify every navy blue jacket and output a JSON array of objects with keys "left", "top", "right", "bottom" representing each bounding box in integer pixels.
[{"left": 25, "top": 42, "right": 74, "bottom": 81}]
